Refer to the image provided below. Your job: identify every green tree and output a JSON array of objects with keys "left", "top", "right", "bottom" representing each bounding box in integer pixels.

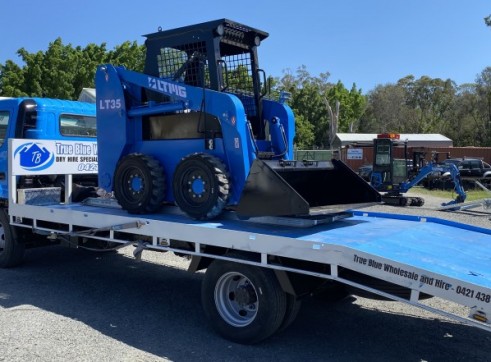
[
  {"left": 105, "top": 41, "right": 145, "bottom": 73},
  {"left": 361, "top": 70, "right": 491, "bottom": 146},
  {"left": 360, "top": 83, "right": 413, "bottom": 133},
  {"left": 326, "top": 81, "right": 366, "bottom": 132},
  {"left": 274, "top": 67, "right": 326, "bottom": 147},
  {"left": 446, "top": 83, "right": 482, "bottom": 146},
  {"left": 36, "top": 38, "right": 78, "bottom": 99},
  {"left": 362, "top": 75, "right": 457, "bottom": 136},
  {"left": 293, "top": 114, "right": 315, "bottom": 148},
  {"left": 398, "top": 75, "right": 456, "bottom": 133},
  {"left": 72, "top": 43, "right": 108, "bottom": 94},
  {"left": 0, "top": 38, "right": 145, "bottom": 100},
  {"left": 275, "top": 66, "right": 366, "bottom": 148},
  {"left": 474, "top": 67, "right": 491, "bottom": 145},
  {"left": 0, "top": 60, "right": 26, "bottom": 97},
  {"left": 16, "top": 49, "right": 44, "bottom": 97}
]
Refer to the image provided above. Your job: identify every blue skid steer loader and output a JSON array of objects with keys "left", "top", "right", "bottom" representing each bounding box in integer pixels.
[{"left": 95, "top": 19, "right": 380, "bottom": 220}]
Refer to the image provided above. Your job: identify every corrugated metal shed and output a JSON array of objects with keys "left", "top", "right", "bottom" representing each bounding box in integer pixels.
[{"left": 333, "top": 133, "right": 453, "bottom": 148}]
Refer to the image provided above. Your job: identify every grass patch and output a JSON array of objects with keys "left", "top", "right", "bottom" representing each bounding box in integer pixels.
[{"left": 409, "top": 186, "right": 491, "bottom": 202}]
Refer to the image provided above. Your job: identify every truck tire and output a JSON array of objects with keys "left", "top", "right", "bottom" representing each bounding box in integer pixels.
[
  {"left": 277, "top": 293, "right": 302, "bottom": 333},
  {"left": 202, "top": 258, "right": 287, "bottom": 344},
  {"left": 173, "top": 153, "right": 230, "bottom": 220},
  {"left": 0, "top": 209, "right": 25, "bottom": 268},
  {"left": 114, "top": 154, "right": 166, "bottom": 214}
]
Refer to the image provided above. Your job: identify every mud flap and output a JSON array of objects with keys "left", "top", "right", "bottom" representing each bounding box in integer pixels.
[{"left": 237, "top": 159, "right": 381, "bottom": 217}]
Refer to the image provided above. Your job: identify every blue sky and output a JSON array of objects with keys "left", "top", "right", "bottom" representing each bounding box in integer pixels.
[{"left": 0, "top": 0, "right": 489, "bottom": 92}]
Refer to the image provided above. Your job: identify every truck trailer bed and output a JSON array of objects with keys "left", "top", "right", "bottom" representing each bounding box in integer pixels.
[{"left": 9, "top": 201, "right": 491, "bottom": 332}]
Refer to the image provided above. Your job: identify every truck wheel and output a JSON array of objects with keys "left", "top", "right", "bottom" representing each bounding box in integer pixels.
[
  {"left": 173, "top": 153, "right": 230, "bottom": 220},
  {"left": 277, "top": 293, "right": 302, "bottom": 333},
  {"left": 0, "top": 209, "right": 25, "bottom": 268},
  {"left": 114, "top": 154, "right": 165, "bottom": 214},
  {"left": 202, "top": 259, "right": 287, "bottom": 344}
]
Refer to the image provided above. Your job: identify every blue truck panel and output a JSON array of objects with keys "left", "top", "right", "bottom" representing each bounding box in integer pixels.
[{"left": 0, "top": 97, "right": 96, "bottom": 199}]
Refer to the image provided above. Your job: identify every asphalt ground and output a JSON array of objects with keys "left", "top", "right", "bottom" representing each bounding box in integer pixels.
[{"left": 1, "top": 190, "right": 491, "bottom": 361}]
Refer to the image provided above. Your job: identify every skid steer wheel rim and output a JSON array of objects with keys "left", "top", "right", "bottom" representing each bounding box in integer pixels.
[
  {"left": 114, "top": 154, "right": 165, "bottom": 213},
  {"left": 173, "top": 154, "right": 229, "bottom": 219},
  {"left": 123, "top": 167, "right": 144, "bottom": 198},
  {"left": 182, "top": 168, "right": 210, "bottom": 204},
  {"left": 214, "top": 271, "right": 258, "bottom": 327}
]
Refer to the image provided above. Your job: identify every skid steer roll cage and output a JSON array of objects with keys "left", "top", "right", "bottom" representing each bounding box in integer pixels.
[{"left": 144, "top": 18, "right": 269, "bottom": 139}]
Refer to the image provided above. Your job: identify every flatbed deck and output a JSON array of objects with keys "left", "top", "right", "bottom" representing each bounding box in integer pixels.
[{"left": 9, "top": 200, "right": 491, "bottom": 332}]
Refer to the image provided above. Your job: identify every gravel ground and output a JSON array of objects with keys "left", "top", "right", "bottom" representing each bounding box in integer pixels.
[{"left": 1, "top": 191, "right": 491, "bottom": 361}]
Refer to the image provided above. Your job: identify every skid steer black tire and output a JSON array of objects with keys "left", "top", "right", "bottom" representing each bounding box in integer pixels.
[
  {"left": 173, "top": 153, "right": 230, "bottom": 220},
  {"left": 114, "top": 153, "right": 166, "bottom": 214},
  {"left": 0, "top": 208, "right": 25, "bottom": 268}
]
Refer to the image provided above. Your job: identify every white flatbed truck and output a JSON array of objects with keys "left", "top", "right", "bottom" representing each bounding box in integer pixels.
[{"left": 3, "top": 139, "right": 491, "bottom": 344}]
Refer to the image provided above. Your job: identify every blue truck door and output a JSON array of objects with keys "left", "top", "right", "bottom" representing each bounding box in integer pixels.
[
  {"left": 0, "top": 99, "right": 38, "bottom": 199},
  {"left": 0, "top": 104, "right": 13, "bottom": 198}
]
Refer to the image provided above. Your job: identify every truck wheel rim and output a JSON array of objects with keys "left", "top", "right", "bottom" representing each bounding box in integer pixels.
[{"left": 214, "top": 272, "right": 258, "bottom": 327}]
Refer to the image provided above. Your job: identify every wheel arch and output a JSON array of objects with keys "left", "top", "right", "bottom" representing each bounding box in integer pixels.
[{"left": 191, "top": 249, "right": 329, "bottom": 297}]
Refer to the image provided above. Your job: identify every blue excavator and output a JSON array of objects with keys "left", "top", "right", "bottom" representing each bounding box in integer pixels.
[{"left": 370, "top": 134, "right": 466, "bottom": 206}]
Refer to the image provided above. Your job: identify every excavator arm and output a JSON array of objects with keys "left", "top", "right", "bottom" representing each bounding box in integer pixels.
[{"left": 400, "top": 163, "right": 466, "bottom": 205}]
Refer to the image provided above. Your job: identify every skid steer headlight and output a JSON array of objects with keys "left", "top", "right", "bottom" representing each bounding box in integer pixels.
[{"left": 215, "top": 24, "right": 224, "bottom": 36}]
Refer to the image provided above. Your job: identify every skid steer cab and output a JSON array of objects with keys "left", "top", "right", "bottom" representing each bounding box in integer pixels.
[{"left": 95, "top": 19, "right": 380, "bottom": 220}]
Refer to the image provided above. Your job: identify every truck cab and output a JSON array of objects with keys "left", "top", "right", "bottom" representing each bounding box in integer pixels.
[{"left": 0, "top": 98, "right": 96, "bottom": 200}]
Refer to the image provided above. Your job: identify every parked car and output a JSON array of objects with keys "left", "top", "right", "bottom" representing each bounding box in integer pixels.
[
  {"left": 441, "top": 158, "right": 463, "bottom": 167},
  {"left": 424, "top": 158, "right": 491, "bottom": 190},
  {"left": 457, "top": 158, "right": 491, "bottom": 178}
]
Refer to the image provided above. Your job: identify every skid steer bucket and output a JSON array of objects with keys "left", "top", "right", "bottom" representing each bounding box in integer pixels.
[{"left": 236, "top": 159, "right": 381, "bottom": 217}]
